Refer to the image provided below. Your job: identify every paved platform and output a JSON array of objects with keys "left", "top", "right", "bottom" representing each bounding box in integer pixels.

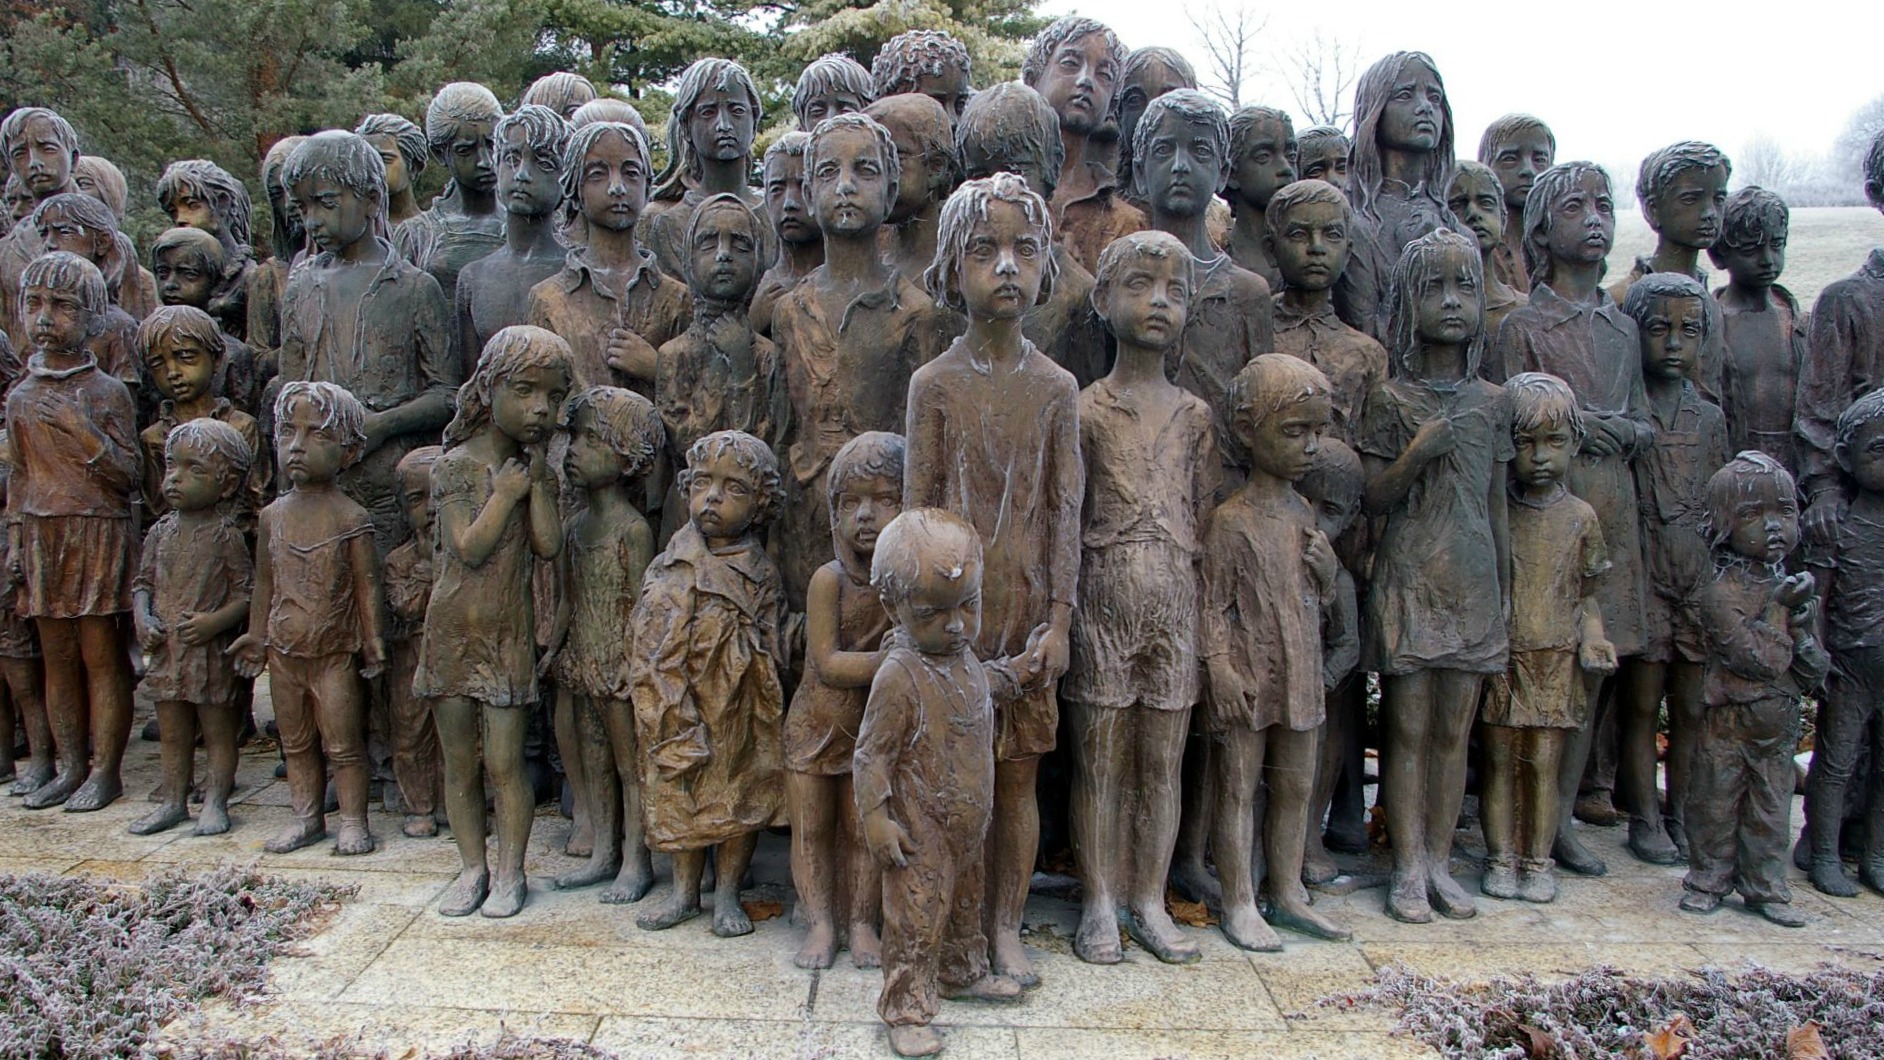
[{"left": 3, "top": 698, "right": 1880, "bottom": 1058}]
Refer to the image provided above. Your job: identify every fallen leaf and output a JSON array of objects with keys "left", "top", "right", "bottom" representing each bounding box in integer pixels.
[
  {"left": 741, "top": 899, "right": 783, "bottom": 923},
  {"left": 1368, "top": 804, "right": 1390, "bottom": 848},
  {"left": 1640, "top": 1013, "right": 1693, "bottom": 1059},
  {"left": 1788, "top": 1022, "right": 1831, "bottom": 1059},
  {"left": 1165, "top": 894, "right": 1217, "bottom": 927}
]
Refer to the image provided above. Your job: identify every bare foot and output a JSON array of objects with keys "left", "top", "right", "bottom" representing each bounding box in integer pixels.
[
  {"left": 64, "top": 772, "right": 124, "bottom": 813},
  {"left": 193, "top": 801, "right": 232, "bottom": 836},
  {"left": 887, "top": 1024, "right": 944, "bottom": 1057},
  {"left": 1270, "top": 899, "right": 1351, "bottom": 942},
  {"left": 334, "top": 818, "right": 376, "bottom": 856},
  {"left": 600, "top": 860, "right": 655, "bottom": 905},
  {"left": 1127, "top": 902, "right": 1201, "bottom": 965},
  {"left": 264, "top": 816, "right": 326, "bottom": 854},
  {"left": 942, "top": 974, "right": 1022, "bottom": 1003},
  {"left": 1073, "top": 904, "right": 1122, "bottom": 964},
  {"left": 849, "top": 921, "right": 882, "bottom": 969},
  {"left": 712, "top": 898, "right": 754, "bottom": 938},
  {"left": 10, "top": 760, "right": 54, "bottom": 797},
  {"left": 402, "top": 814, "right": 437, "bottom": 838},
  {"left": 438, "top": 868, "right": 489, "bottom": 917},
  {"left": 1385, "top": 871, "right": 1433, "bottom": 924},
  {"left": 1219, "top": 902, "right": 1282, "bottom": 952},
  {"left": 563, "top": 823, "right": 594, "bottom": 859},
  {"left": 1169, "top": 859, "right": 1222, "bottom": 907},
  {"left": 480, "top": 872, "right": 527, "bottom": 918},
  {"left": 1427, "top": 867, "right": 1477, "bottom": 920},
  {"left": 1302, "top": 844, "right": 1340, "bottom": 886},
  {"left": 1809, "top": 857, "right": 1860, "bottom": 898},
  {"left": 555, "top": 854, "right": 620, "bottom": 891},
  {"left": 794, "top": 921, "right": 837, "bottom": 969},
  {"left": 990, "top": 932, "right": 1038, "bottom": 987},
  {"left": 635, "top": 889, "right": 702, "bottom": 931},
  {"left": 22, "top": 768, "right": 83, "bottom": 809},
  {"left": 129, "top": 802, "right": 189, "bottom": 836}
]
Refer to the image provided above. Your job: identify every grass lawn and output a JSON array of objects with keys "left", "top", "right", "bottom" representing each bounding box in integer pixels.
[{"left": 1609, "top": 205, "right": 1884, "bottom": 307}]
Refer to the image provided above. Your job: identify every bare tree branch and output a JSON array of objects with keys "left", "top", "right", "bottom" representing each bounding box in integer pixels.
[
  {"left": 1272, "top": 29, "right": 1361, "bottom": 128},
  {"left": 1185, "top": 3, "right": 1266, "bottom": 110}
]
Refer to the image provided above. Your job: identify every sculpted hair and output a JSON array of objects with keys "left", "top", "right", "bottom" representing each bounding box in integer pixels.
[
  {"left": 1505, "top": 371, "right": 1586, "bottom": 441},
  {"left": 1131, "top": 89, "right": 1231, "bottom": 201},
  {"left": 447, "top": 325, "right": 573, "bottom": 448},
  {"left": 151, "top": 225, "right": 225, "bottom": 276},
  {"left": 955, "top": 81, "right": 1064, "bottom": 195},
  {"left": 683, "top": 192, "right": 769, "bottom": 295},
  {"left": 1521, "top": 161, "right": 1611, "bottom": 288},
  {"left": 20, "top": 251, "right": 109, "bottom": 333},
  {"left": 765, "top": 130, "right": 811, "bottom": 167},
  {"left": 806, "top": 112, "right": 903, "bottom": 212},
  {"left": 522, "top": 72, "right": 598, "bottom": 115},
  {"left": 1299, "top": 125, "right": 1349, "bottom": 157},
  {"left": 1715, "top": 185, "right": 1788, "bottom": 253},
  {"left": 425, "top": 82, "right": 504, "bottom": 158},
  {"left": 872, "top": 30, "right": 972, "bottom": 98},
  {"left": 1022, "top": 16, "right": 1124, "bottom": 89},
  {"left": 927, "top": 171, "right": 1059, "bottom": 313},
  {"left": 1115, "top": 47, "right": 1198, "bottom": 189},
  {"left": 156, "top": 159, "right": 254, "bottom": 250},
  {"left": 1265, "top": 178, "right": 1352, "bottom": 237},
  {"left": 262, "top": 135, "right": 308, "bottom": 262},
  {"left": 283, "top": 131, "right": 387, "bottom": 206},
  {"left": 1091, "top": 229, "right": 1194, "bottom": 323},
  {"left": 828, "top": 431, "right": 906, "bottom": 509},
  {"left": 137, "top": 304, "right": 226, "bottom": 371},
  {"left": 1449, "top": 159, "right": 1503, "bottom": 200},
  {"left": 32, "top": 192, "right": 131, "bottom": 295},
  {"left": 870, "top": 507, "right": 983, "bottom": 607},
  {"left": 561, "top": 385, "right": 664, "bottom": 481},
  {"left": 274, "top": 380, "right": 368, "bottom": 465},
  {"left": 1229, "top": 105, "right": 1294, "bottom": 160},
  {"left": 355, "top": 113, "right": 429, "bottom": 179},
  {"left": 1704, "top": 450, "right": 1797, "bottom": 549},
  {"left": 1387, "top": 228, "right": 1487, "bottom": 380},
  {"left": 395, "top": 444, "right": 443, "bottom": 489},
  {"left": 679, "top": 429, "right": 783, "bottom": 528},
  {"left": 1619, "top": 271, "right": 1711, "bottom": 343},
  {"left": 1348, "top": 51, "right": 1455, "bottom": 223},
  {"left": 1230, "top": 353, "right": 1333, "bottom": 434},
  {"left": 495, "top": 104, "right": 575, "bottom": 171},
  {"left": 866, "top": 93, "right": 956, "bottom": 197},
  {"left": 652, "top": 58, "right": 762, "bottom": 202},
  {"left": 165, "top": 417, "right": 252, "bottom": 482},
  {"left": 558, "top": 121, "right": 649, "bottom": 228},
  {"left": 1636, "top": 140, "right": 1731, "bottom": 212},
  {"left": 569, "top": 97, "right": 648, "bottom": 135},
  {"left": 1476, "top": 113, "right": 1555, "bottom": 166},
  {"left": 1836, "top": 388, "right": 1884, "bottom": 452},
  {"left": 795, "top": 54, "right": 875, "bottom": 127},
  {"left": 0, "top": 108, "right": 78, "bottom": 161},
  {"left": 74, "top": 156, "right": 128, "bottom": 220}
]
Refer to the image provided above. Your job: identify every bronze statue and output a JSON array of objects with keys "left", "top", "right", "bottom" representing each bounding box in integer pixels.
[
  {"left": 1023, "top": 16, "right": 1144, "bottom": 274},
  {"left": 248, "top": 134, "right": 309, "bottom": 361},
  {"left": 631, "top": 430, "right": 789, "bottom": 937},
  {"left": 641, "top": 59, "right": 764, "bottom": 280},
  {"left": 1, "top": 174, "right": 30, "bottom": 238},
  {"left": 1610, "top": 142, "right": 1732, "bottom": 400},
  {"left": 866, "top": 94, "right": 955, "bottom": 286},
  {"left": 1360, "top": 229, "right": 1510, "bottom": 923},
  {"left": 1065, "top": 231, "right": 1211, "bottom": 965},
  {"left": 856, "top": 508, "right": 1026, "bottom": 1058},
  {"left": 1447, "top": 160, "right": 1526, "bottom": 369},
  {"left": 355, "top": 114, "right": 430, "bottom": 228},
  {"left": 456, "top": 105, "right": 574, "bottom": 377},
  {"left": 871, "top": 30, "right": 974, "bottom": 131},
  {"left": 397, "top": 83, "right": 506, "bottom": 308},
  {"left": 1225, "top": 106, "right": 1298, "bottom": 288},
  {"left": 129, "top": 419, "right": 254, "bottom": 837},
  {"left": 1112, "top": 48, "right": 1231, "bottom": 250},
  {"left": 72, "top": 155, "right": 158, "bottom": 321},
  {"left": 155, "top": 160, "right": 255, "bottom": 338},
  {"left": 30, "top": 194, "right": 139, "bottom": 384},
  {"left": 0, "top": 108, "right": 81, "bottom": 351},
  {"left": 1297, "top": 126, "right": 1350, "bottom": 194},
  {"left": 416, "top": 327, "right": 571, "bottom": 917},
  {"left": 752, "top": 132, "right": 819, "bottom": 337},
  {"left": 383, "top": 444, "right": 443, "bottom": 838},
  {"left": 135, "top": 305, "right": 267, "bottom": 520},
  {"left": 787, "top": 431, "right": 902, "bottom": 970},
  {"left": 150, "top": 228, "right": 261, "bottom": 414},
  {"left": 522, "top": 71, "right": 599, "bottom": 122},
  {"left": 1267, "top": 179, "right": 1386, "bottom": 443},
  {"left": 569, "top": 97, "right": 649, "bottom": 135},
  {"left": 1477, "top": 114, "right": 1555, "bottom": 293},
  {"left": 772, "top": 113, "right": 940, "bottom": 609},
  {"left": 906, "top": 173, "right": 1082, "bottom": 987},
  {"left": 229, "top": 381, "right": 384, "bottom": 854},
  {"left": 1682, "top": 452, "right": 1825, "bottom": 927},
  {"left": 6, "top": 252, "right": 139, "bottom": 813},
  {"left": 795, "top": 54, "right": 874, "bottom": 131},
  {"left": 1297, "top": 438, "right": 1365, "bottom": 884},
  {"left": 1708, "top": 187, "right": 1806, "bottom": 473},
  {"left": 1482, "top": 373, "right": 1616, "bottom": 903}
]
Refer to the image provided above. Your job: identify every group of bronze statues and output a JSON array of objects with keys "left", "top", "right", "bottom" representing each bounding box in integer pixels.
[{"left": 3, "top": 17, "right": 1883, "bottom": 1055}]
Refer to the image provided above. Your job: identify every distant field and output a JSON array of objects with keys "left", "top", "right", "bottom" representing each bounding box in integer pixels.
[{"left": 1608, "top": 206, "right": 1884, "bottom": 308}]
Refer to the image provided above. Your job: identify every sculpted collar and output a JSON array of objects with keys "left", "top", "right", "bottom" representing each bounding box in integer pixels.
[
  {"left": 1527, "top": 278, "right": 1627, "bottom": 331},
  {"left": 26, "top": 351, "right": 98, "bottom": 380},
  {"left": 556, "top": 245, "right": 663, "bottom": 298}
]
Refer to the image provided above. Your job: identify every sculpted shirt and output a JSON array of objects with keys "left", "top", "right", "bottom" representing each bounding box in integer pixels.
[
  {"left": 1051, "top": 162, "right": 1148, "bottom": 276},
  {"left": 278, "top": 244, "right": 456, "bottom": 413},
  {"left": 527, "top": 246, "right": 691, "bottom": 392},
  {"left": 1608, "top": 257, "right": 1726, "bottom": 402},
  {"left": 1272, "top": 297, "right": 1387, "bottom": 445},
  {"left": 1796, "top": 250, "right": 1884, "bottom": 502}
]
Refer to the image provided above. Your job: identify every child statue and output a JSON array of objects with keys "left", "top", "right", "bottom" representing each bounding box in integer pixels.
[
  {"left": 29, "top": 193, "right": 140, "bottom": 384},
  {"left": 1297, "top": 126, "right": 1352, "bottom": 194},
  {"left": 154, "top": 159, "right": 256, "bottom": 338},
  {"left": 794, "top": 53, "right": 874, "bottom": 131},
  {"left": 1022, "top": 16, "right": 1144, "bottom": 273},
  {"left": 866, "top": 94, "right": 956, "bottom": 285},
  {"left": 73, "top": 156, "right": 158, "bottom": 321},
  {"left": 1225, "top": 106, "right": 1299, "bottom": 289},
  {"left": 1477, "top": 114, "right": 1556, "bottom": 293},
  {"left": 641, "top": 59, "right": 765, "bottom": 280},
  {"left": 752, "top": 132, "right": 819, "bottom": 337},
  {"left": 247, "top": 134, "right": 308, "bottom": 360},
  {"left": 1298, "top": 439, "right": 1367, "bottom": 881},
  {"left": 0, "top": 108, "right": 81, "bottom": 350},
  {"left": 1447, "top": 160, "right": 1526, "bottom": 370},
  {"left": 1709, "top": 186, "right": 1808, "bottom": 474},
  {"left": 522, "top": 71, "right": 599, "bottom": 122},
  {"left": 456, "top": 104, "right": 574, "bottom": 376},
  {"left": 905, "top": 173, "right": 1083, "bottom": 986},
  {"left": 355, "top": 114, "right": 429, "bottom": 228},
  {"left": 871, "top": 30, "right": 974, "bottom": 131},
  {"left": 383, "top": 445, "right": 443, "bottom": 839},
  {"left": 1266, "top": 179, "right": 1387, "bottom": 444},
  {"left": 397, "top": 82, "right": 506, "bottom": 307},
  {"left": 1609, "top": 141, "right": 1732, "bottom": 399},
  {"left": 135, "top": 305, "right": 268, "bottom": 519},
  {"left": 1112, "top": 48, "right": 1233, "bottom": 250},
  {"left": 150, "top": 228, "right": 260, "bottom": 413},
  {"left": 0, "top": 443, "right": 51, "bottom": 799},
  {"left": 1349, "top": 51, "right": 1461, "bottom": 261}
]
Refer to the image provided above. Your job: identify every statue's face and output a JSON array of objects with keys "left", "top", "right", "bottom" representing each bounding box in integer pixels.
[
  {"left": 443, "top": 119, "right": 497, "bottom": 194},
  {"left": 291, "top": 176, "right": 376, "bottom": 254},
  {"left": 1298, "top": 139, "right": 1349, "bottom": 194},
  {"left": 1447, "top": 169, "right": 1505, "bottom": 255},
  {"left": 1143, "top": 111, "right": 1224, "bottom": 219},
  {"left": 166, "top": 185, "right": 221, "bottom": 237},
  {"left": 1116, "top": 58, "right": 1188, "bottom": 163},
  {"left": 496, "top": 124, "right": 563, "bottom": 219},
  {"left": 1637, "top": 295, "right": 1705, "bottom": 382},
  {"left": 1242, "top": 394, "right": 1332, "bottom": 484},
  {"left": 1487, "top": 129, "right": 1553, "bottom": 210},
  {"left": 1542, "top": 170, "right": 1614, "bottom": 267},
  {"left": 1377, "top": 59, "right": 1444, "bottom": 154},
  {"left": 1227, "top": 118, "right": 1297, "bottom": 209},
  {"left": 1034, "top": 32, "right": 1118, "bottom": 137},
  {"left": 577, "top": 131, "right": 647, "bottom": 233},
  {"left": 365, "top": 133, "right": 411, "bottom": 197},
  {"left": 882, "top": 120, "right": 931, "bottom": 223},
  {"left": 8, "top": 115, "right": 73, "bottom": 197},
  {"left": 798, "top": 86, "right": 866, "bottom": 132},
  {"left": 1268, "top": 199, "right": 1351, "bottom": 294},
  {"left": 1410, "top": 244, "right": 1482, "bottom": 347},
  {"left": 1649, "top": 165, "right": 1728, "bottom": 250},
  {"left": 763, "top": 151, "right": 817, "bottom": 246},
  {"left": 1097, "top": 248, "right": 1189, "bottom": 351},
  {"left": 913, "top": 68, "right": 972, "bottom": 130},
  {"left": 809, "top": 125, "right": 893, "bottom": 237},
  {"left": 154, "top": 244, "right": 215, "bottom": 308},
  {"left": 688, "top": 212, "right": 760, "bottom": 304},
  {"left": 953, "top": 200, "right": 1046, "bottom": 321},
  {"left": 688, "top": 86, "right": 756, "bottom": 165}
]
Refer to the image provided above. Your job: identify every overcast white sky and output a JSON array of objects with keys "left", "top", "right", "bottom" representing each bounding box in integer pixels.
[{"left": 1041, "top": 0, "right": 1880, "bottom": 177}]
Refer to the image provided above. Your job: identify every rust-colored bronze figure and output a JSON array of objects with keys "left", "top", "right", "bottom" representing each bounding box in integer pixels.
[
  {"left": 0, "top": 108, "right": 80, "bottom": 351},
  {"left": 1225, "top": 106, "right": 1298, "bottom": 288},
  {"left": 416, "top": 327, "right": 570, "bottom": 917},
  {"left": 631, "top": 430, "right": 789, "bottom": 936},
  {"left": 528, "top": 122, "right": 689, "bottom": 392},
  {"left": 1023, "top": 17, "right": 1144, "bottom": 274},
  {"left": 1482, "top": 373, "right": 1616, "bottom": 903},
  {"left": 868, "top": 94, "right": 955, "bottom": 286},
  {"left": 0, "top": 442, "right": 51, "bottom": 798},
  {"left": 457, "top": 105, "right": 573, "bottom": 377},
  {"left": 129, "top": 420, "right": 253, "bottom": 837},
  {"left": 248, "top": 135, "right": 308, "bottom": 362},
  {"left": 1496, "top": 162, "right": 1651, "bottom": 878},
  {"left": 787, "top": 431, "right": 902, "bottom": 970},
  {"left": 229, "top": 381, "right": 384, "bottom": 853},
  {"left": 1620, "top": 274, "right": 1729, "bottom": 864},
  {"left": 6, "top": 252, "right": 138, "bottom": 813},
  {"left": 906, "top": 173, "right": 1082, "bottom": 986},
  {"left": 150, "top": 228, "right": 261, "bottom": 414},
  {"left": 522, "top": 71, "right": 599, "bottom": 122},
  {"left": 355, "top": 113, "right": 429, "bottom": 229},
  {"left": 569, "top": 98, "right": 649, "bottom": 135},
  {"left": 774, "top": 113, "right": 939, "bottom": 609},
  {"left": 1112, "top": 48, "right": 1231, "bottom": 251},
  {"left": 871, "top": 30, "right": 973, "bottom": 131},
  {"left": 545, "top": 387, "right": 662, "bottom": 901},
  {"left": 1134, "top": 90, "right": 1273, "bottom": 489},
  {"left": 795, "top": 54, "right": 875, "bottom": 131},
  {"left": 1477, "top": 115, "right": 1555, "bottom": 293},
  {"left": 753, "top": 133, "right": 819, "bottom": 337},
  {"left": 136, "top": 306, "right": 267, "bottom": 520},
  {"left": 1360, "top": 229, "right": 1511, "bottom": 923},
  {"left": 1297, "top": 439, "right": 1365, "bottom": 884},
  {"left": 1204, "top": 354, "right": 1351, "bottom": 948},
  {"left": 1609, "top": 142, "right": 1732, "bottom": 399},
  {"left": 1351, "top": 51, "right": 1459, "bottom": 261},
  {"left": 155, "top": 160, "right": 255, "bottom": 338},
  {"left": 1448, "top": 160, "right": 1526, "bottom": 367},
  {"left": 278, "top": 131, "right": 457, "bottom": 555},
  {"left": 384, "top": 444, "right": 442, "bottom": 838},
  {"left": 642, "top": 59, "right": 764, "bottom": 280},
  {"left": 29, "top": 194, "right": 139, "bottom": 384},
  {"left": 2, "top": 174, "right": 31, "bottom": 237},
  {"left": 1066, "top": 231, "right": 1212, "bottom": 966},
  {"left": 1297, "top": 126, "right": 1351, "bottom": 195},
  {"left": 955, "top": 82, "right": 1102, "bottom": 386},
  {"left": 72, "top": 156, "right": 159, "bottom": 322},
  {"left": 397, "top": 83, "right": 506, "bottom": 307},
  {"left": 1682, "top": 452, "right": 1826, "bottom": 927},
  {"left": 1708, "top": 187, "right": 1806, "bottom": 474},
  {"left": 857, "top": 508, "right": 1028, "bottom": 1058},
  {"left": 1267, "top": 179, "right": 1387, "bottom": 444},
  {"left": 1803, "top": 389, "right": 1884, "bottom": 896}
]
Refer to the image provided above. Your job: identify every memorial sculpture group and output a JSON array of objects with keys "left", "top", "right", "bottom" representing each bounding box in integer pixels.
[{"left": 2, "top": 19, "right": 1882, "bottom": 1056}]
